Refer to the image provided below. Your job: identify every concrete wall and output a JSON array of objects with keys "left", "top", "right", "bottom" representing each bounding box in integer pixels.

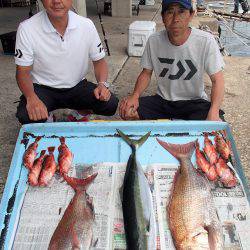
[
  {"left": 73, "top": 0, "right": 87, "bottom": 17},
  {"left": 112, "top": 0, "right": 132, "bottom": 17}
]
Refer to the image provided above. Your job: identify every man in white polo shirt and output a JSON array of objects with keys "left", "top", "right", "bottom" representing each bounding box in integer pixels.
[{"left": 15, "top": 0, "right": 118, "bottom": 124}]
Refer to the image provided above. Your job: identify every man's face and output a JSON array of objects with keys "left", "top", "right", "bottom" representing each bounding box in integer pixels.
[
  {"left": 42, "top": 0, "right": 72, "bottom": 19},
  {"left": 162, "top": 3, "right": 194, "bottom": 37}
]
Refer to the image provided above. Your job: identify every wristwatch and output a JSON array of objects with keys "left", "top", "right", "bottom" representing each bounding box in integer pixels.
[{"left": 99, "top": 81, "right": 110, "bottom": 89}]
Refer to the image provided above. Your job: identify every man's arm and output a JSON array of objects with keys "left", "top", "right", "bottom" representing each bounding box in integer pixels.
[
  {"left": 16, "top": 65, "right": 48, "bottom": 121},
  {"left": 119, "top": 68, "right": 153, "bottom": 120},
  {"left": 92, "top": 58, "right": 110, "bottom": 101},
  {"left": 207, "top": 70, "right": 225, "bottom": 121}
]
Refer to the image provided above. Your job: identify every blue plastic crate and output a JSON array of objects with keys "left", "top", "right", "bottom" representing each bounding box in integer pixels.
[{"left": 0, "top": 121, "right": 249, "bottom": 249}]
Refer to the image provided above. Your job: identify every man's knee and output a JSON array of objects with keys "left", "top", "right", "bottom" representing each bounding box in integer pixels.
[
  {"left": 16, "top": 106, "right": 31, "bottom": 124},
  {"left": 98, "top": 94, "right": 119, "bottom": 116},
  {"left": 16, "top": 107, "right": 46, "bottom": 124}
]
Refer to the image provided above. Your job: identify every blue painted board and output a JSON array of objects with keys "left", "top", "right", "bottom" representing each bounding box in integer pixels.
[{"left": 0, "top": 121, "right": 249, "bottom": 249}]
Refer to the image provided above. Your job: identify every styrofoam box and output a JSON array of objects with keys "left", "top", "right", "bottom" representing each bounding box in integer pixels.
[{"left": 128, "top": 21, "right": 156, "bottom": 57}]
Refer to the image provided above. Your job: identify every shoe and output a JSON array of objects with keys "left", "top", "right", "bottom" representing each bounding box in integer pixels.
[
  {"left": 231, "top": 10, "right": 239, "bottom": 13},
  {"left": 67, "top": 111, "right": 91, "bottom": 122},
  {"left": 241, "top": 0, "right": 249, "bottom": 14}
]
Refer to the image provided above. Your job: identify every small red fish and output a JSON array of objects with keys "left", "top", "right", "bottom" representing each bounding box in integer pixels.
[
  {"left": 39, "top": 147, "right": 57, "bottom": 187},
  {"left": 196, "top": 141, "right": 218, "bottom": 181},
  {"left": 28, "top": 150, "right": 46, "bottom": 186},
  {"left": 206, "top": 165, "right": 218, "bottom": 181},
  {"left": 214, "top": 131, "right": 231, "bottom": 160},
  {"left": 204, "top": 134, "right": 218, "bottom": 165},
  {"left": 23, "top": 136, "right": 41, "bottom": 170},
  {"left": 58, "top": 137, "right": 73, "bottom": 175},
  {"left": 195, "top": 141, "right": 211, "bottom": 173},
  {"left": 215, "top": 158, "right": 237, "bottom": 187}
]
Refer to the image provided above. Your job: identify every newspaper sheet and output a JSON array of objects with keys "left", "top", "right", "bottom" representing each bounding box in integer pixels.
[
  {"left": 13, "top": 163, "right": 115, "bottom": 250},
  {"left": 12, "top": 163, "right": 250, "bottom": 249}
]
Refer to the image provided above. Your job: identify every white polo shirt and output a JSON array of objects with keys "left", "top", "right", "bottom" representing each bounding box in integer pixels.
[{"left": 15, "top": 10, "right": 105, "bottom": 88}]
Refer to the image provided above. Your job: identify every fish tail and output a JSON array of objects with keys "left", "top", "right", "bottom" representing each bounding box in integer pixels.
[
  {"left": 157, "top": 138, "right": 197, "bottom": 160},
  {"left": 40, "top": 150, "right": 46, "bottom": 156},
  {"left": 211, "top": 131, "right": 217, "bottom": 136},
  {"left": 35, "top": 136, "right": 42, "bottom": 142},
  {"left": 48, "top": 147, "right": 55, "bottom": 154},
  {"left": 116, "top": 129, "right": 151, "bottom": 151},
  {"left": 63, "top": 172, "right": 98, "bottom": 191},
  {"left": 59, "top": 136, "right": 65, "bottom": 144}
]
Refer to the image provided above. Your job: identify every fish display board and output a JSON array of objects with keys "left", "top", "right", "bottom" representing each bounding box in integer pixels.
[{"left": 0, "top": 121, "right": 249, "bottom": 249}]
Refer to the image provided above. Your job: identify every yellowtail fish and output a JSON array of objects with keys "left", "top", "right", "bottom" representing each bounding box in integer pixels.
[{"left": 117, "top": 129, "right": 156, "bottom": 250}]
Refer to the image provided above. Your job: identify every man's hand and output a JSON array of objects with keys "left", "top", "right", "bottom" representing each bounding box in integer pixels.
[
  {"left": 206, "top": 108, "right": 221, "bottom": 121},
  {"left": 26, "top": 94, "right": 48, "bottom": 121},
  {"left": 119, "top": 94, "right": 139, "bottom": 120},
  {"left": 94, "top": 84, "right": 111, "bottom": 101}
]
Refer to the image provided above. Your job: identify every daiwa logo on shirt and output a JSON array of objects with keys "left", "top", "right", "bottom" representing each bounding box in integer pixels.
[
  {"left": 97, "top": 43, "right": 104, "bottom": 53},
  {"left": 15, "top": 49, "right": 23, "bottom": 58},
  {"left": 158, "top": 57, "right": 197, "bottom": 80}
]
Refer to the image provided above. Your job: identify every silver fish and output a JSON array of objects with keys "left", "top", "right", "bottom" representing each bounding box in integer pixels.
[{"left": 117, "top": 129, "right": 156, "bottom": 250}]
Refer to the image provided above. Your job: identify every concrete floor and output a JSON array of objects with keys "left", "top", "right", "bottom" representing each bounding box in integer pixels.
[{"left": 0, "top": 0, "right": 249, "bottom": 199}]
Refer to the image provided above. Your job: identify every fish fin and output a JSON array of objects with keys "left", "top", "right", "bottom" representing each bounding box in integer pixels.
[
  {"left": 70, "top": 222, "right": 81, "bottom": 249},
  {"left": 48, "top": 147, "right": 55, "bottom": 154},
  {"left": 59, "top": 136, "right": 65, "bottom": 144},
  {"left": 157, "top": 138, "right": 196, "bottom": 160},
  {"left": 205, "top": 224, "right": 224, "bottom": 250},
  {"left": 86, "top": 194, "right": 95, "bottom": 214},
  {"left": 167, "top": 168, "right": 180, "bottom": 209},
  {"left": 116, "top": 129, "right": 151, "bottom": 150},
  {"left": 63, "top": 172, "right": 98, "bottom": 191}
]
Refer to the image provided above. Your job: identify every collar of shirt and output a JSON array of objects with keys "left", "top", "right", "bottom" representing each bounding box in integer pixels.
[{"left": 42, "top": 10, "right": 77, "bottom": 34}]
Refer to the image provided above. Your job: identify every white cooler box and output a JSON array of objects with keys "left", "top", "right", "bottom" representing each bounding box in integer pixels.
[
  {"left": 128, "top": 21, "right": 156, "bottom": 57},
  {"left": 146, "top": 0, "right": 155, "bottom": 5}
]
